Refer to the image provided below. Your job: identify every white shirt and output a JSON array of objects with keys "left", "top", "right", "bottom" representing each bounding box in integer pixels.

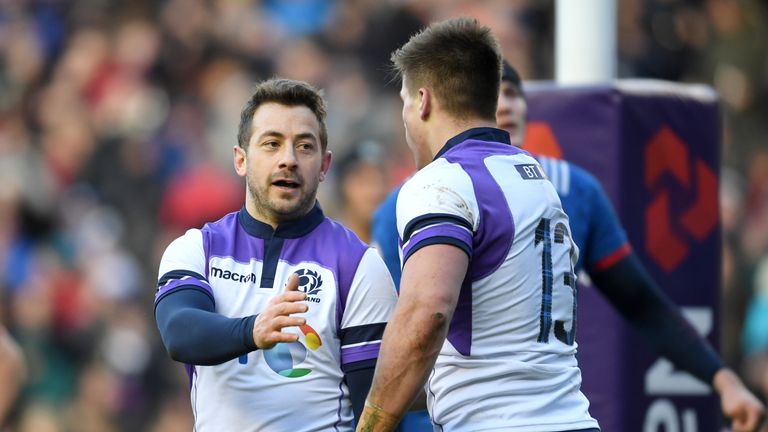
[{"left": 396, "top": 128, "right": 599, "bottom": 431}]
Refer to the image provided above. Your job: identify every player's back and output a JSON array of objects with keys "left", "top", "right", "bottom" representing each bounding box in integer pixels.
[{"left": 396, "top": 129, "right": 597, "bottom": 431}]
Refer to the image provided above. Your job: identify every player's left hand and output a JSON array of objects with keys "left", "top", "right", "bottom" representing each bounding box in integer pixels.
[
  {"left": 714, "top": 368, "right": 766, "bottom": 432},
  {"left": 251, "top": 273, "right": 308, "bottom": 350}
]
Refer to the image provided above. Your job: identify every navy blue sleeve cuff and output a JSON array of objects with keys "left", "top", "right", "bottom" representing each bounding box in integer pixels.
[
  {"left": 155, "top": 288, "right": 258, "bottom": 365},
  {"left": 403, "top": 236, "right": 472, "bottom": 265},
  {"left": 243, "top": 315, "right": 257, "bottom": 351}
]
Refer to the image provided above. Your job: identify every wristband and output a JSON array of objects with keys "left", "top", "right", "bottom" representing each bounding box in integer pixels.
[{"left": 360, "top": 400, "right": 399, "bottom": 430}]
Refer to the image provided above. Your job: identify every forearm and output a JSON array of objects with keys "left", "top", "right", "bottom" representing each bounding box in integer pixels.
[
  {"left": 360, "top": 300, "right": 450, "bottom": 430},
  {"left": 155, "top": 288, "right": 257, "bottom": 365},
  {"left": 591, "top": 253, "right": 722, "bottom": 384},
  {"left": 358, "top": 244, "right": 467, "bottom": 432}
]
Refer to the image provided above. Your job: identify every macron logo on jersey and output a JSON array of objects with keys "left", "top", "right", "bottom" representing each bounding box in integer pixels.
[{"left": 210, "top": 266, "right": 257, "bottom": 284}]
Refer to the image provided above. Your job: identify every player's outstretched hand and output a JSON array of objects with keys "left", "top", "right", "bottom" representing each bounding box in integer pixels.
[
  {"left": 252, "top": 273, "right": 308, "bottom": 350},
  {"left": 714, "top": 368, "right": 766, "bottom": 432}
]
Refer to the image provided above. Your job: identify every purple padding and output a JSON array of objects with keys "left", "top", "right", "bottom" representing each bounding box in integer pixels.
[
  {"left": 440, "top": 140, "right": 518, "bottom": 356},
  {"left": 155, "top": 277, "right": 213, "bottom": 304},
  {"left": 341, "top": 343, "right": 381, "bottom": 365},
  {"left": 203, "top": 213, "right": 265, "bottom": 269},
  {"left": 448, "top": 275, "right": 473, "bottom": 355},
  {"left": 443, "top": 140, "right": 517, "bottom": 281},
  {"left": 278, "top": 219, "right": 368, "bottom": 330},
  {"left": 402, "top": 224, "right": 472, "bottom": 259},
  {"left": 184, "top": 364, "right": 196, "bottom": 389}
]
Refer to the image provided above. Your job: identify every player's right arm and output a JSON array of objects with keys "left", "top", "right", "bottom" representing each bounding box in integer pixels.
[
  {"left": 154, "top": 230, "right": 307, "bottom": 365},
  {"left": 358, "top": 168, "right": 473, "bottom": 432},
  {"left": 358, "top": 244, "right": 467, "bottom": 432}
]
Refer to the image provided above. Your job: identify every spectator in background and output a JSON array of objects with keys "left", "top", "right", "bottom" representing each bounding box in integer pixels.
[
  {"left": 336, "top": 140, "right": 389, "bottom": 244},
  {"left": 0, "top": 325, "right": 25, "bottom": 426},
  {"left": 743, "top": 256, "right": 768, "bottom": 401},
  {"left": 740, "top": 148, "right": 768, "bottom": 399}
]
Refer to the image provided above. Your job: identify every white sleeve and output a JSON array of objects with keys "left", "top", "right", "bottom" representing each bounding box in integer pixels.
[
  {"left": 339, "top": 248, "right": 398, "bottom": 367},
  {"left": 158, "top": 229, "right": 206, "bottom": 278},
  {"left": 396, "top": 162, "right": 478, "bottom": 264},
  {"left": 156, "top": 229, "right": 212, "bottom": 304}
]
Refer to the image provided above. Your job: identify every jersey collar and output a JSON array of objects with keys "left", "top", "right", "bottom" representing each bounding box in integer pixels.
[
  {"left": 238, "top": 203, "right": 325, "bottom": 239},
  {"left": 434, "top": 127, "right": 511, "bottom": 161}
]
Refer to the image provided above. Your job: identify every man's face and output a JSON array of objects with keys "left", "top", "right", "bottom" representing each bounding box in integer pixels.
[
  {"left": 234, "top": 102, "right": 331, "bottom": 226},
  {"left": 496, "top": 80, "right": 528, "bottom": 148},
  {"left": 342, "top": 162, "right": 388, "bottom": 221},
  {"left": 400, "top": 79, "right": 431, "bottom": 169}
]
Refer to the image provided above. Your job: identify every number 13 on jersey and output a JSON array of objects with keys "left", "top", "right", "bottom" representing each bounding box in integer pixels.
[{"left": 535, "top": 217, "right": 578, "bottom": 345}]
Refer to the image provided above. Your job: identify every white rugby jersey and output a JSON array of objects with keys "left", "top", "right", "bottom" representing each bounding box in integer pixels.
[
  {"left": 156, "top": 205, "right": 397, "bottom": 432},
  {"left": 397, "top": 128, "right": 599, "bottom": 431}
]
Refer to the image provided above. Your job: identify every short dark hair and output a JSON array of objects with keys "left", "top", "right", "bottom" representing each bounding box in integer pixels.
[
  {"left": 502, "top": 60, "right": 523, "bottom": 93},
  {"left": 337, "top": 139, "right": 385, "bottom": 181},
  {"left": 391, "top": 17, "right": 502, "bottom": 120},
  {"left": 237, "top": 78, "right": 328, "bottom": 151}
]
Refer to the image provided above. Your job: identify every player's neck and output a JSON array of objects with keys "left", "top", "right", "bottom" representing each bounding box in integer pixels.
[
  {"left": 244, "top": 198, "right": 278, "bottom": 229},
  {"left": 426, "top": 116, "right": 497, "bottom": 159}
]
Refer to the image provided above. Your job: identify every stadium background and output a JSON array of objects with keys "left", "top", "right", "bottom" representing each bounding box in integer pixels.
[{"left": 0, "top": 0, "right": 767, "bottom": 430}]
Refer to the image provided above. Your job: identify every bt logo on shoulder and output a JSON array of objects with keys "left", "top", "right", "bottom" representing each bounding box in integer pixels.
[{"left": 294, "top": 268, "right": 323, "bottom": 302}]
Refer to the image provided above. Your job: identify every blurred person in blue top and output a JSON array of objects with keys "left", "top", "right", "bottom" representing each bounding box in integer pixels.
[
  {"left": 371, "top": 60, "right": 765, "bottom": 432},
  {"left": 742, "top": 255, "right": 768, "bottom": 401}
]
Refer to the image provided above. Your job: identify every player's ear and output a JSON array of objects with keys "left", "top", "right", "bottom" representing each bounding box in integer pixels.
[
  {"left": 418, "top": 87, "right": 431, "bottom": 120},
  {"left": 319, "top": 150, "right": 332, "bottom": 182},
  {"left": 234, "top": 145, "right": 247, "bottom": 177}
]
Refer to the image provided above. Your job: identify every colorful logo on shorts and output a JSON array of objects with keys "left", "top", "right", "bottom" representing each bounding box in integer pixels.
[{"left": 263, "top": 323, "right": 323, "bottom": 378}]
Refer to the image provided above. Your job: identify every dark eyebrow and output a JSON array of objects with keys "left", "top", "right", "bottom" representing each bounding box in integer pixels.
[
  {"left": 257, "top": 131, "right": 317, "bottom": 142},
  {"left": 294, "top": 132, "right": 318, "bottom": 142},
  {"left": 257, "top": 131, "right": 285, "bottom": 140}
]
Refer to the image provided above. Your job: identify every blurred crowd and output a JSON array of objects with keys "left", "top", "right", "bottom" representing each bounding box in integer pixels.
[{"left": 0, "top": 0, "right": 767, "bottom": 430}]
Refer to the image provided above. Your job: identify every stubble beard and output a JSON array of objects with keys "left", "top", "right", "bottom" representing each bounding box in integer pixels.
[{"left": 247, "top": 171, "right": 319, "bottom": 224}]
